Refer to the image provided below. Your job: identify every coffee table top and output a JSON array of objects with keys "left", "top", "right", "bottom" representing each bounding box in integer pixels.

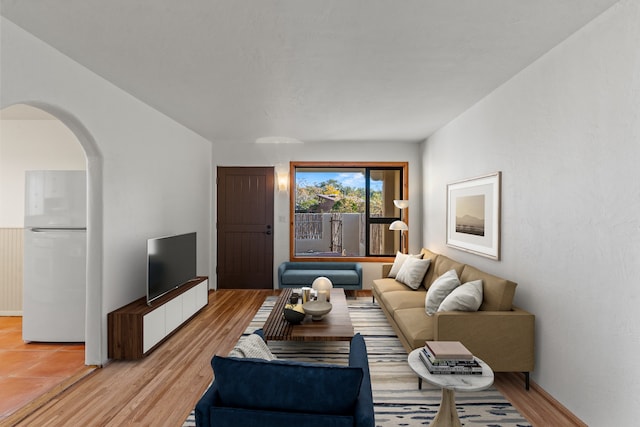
[
  {"left": 408, "top": 348, "right": 494, "bottom": 392},
  {"left": 263, "top": 288, "right": 354, "bottom": 342}
]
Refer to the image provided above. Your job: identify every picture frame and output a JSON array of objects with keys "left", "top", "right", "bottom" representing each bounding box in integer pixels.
[{"left": 446, "top": 172, "right": 501, "bottom": 260}]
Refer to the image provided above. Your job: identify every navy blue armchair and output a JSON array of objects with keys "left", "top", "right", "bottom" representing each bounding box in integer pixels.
[{"left": 195, "top": 333, "right": 374, "bottom": 427}]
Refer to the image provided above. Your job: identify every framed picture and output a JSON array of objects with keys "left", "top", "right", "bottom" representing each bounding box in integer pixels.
[{"left": 446, "top": 172, "right": 501, "bottom": 260}]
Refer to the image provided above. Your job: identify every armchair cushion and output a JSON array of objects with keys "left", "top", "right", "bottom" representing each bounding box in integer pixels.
[
  {"left": 208, "top": 407, "right": 355, "bottom": 427},
  {"left": 212, "top": 356, "right": 364, "bottom": 415}
]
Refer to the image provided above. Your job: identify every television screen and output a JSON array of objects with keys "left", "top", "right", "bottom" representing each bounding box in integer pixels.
[{"left": 147, "top": 232, "right": 197, "bottom": 304}]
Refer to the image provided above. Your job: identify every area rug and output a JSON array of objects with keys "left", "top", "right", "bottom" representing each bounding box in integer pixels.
[{"left": 183, "top": 297, "right": 531, "bottom": 427}]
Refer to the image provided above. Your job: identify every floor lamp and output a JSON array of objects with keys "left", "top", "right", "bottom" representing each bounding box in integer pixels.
[
  {"left": 389, "top": 220, "right": 408, "bottom": 254},
  {"left": 390, "top": 199, "right": 409, "bottom": 254}
]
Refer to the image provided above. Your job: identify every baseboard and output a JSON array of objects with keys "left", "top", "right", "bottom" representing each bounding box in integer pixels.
[
  {"left": 530, "top": 379, "right": 588, "bottom": 427},
  {"left": 0, "top": 311, "right": 22, "bottom": 316}
]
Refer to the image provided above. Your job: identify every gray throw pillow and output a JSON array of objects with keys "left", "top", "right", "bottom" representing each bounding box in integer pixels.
[{"left": 425, "top": 269, "right": 461, "bottom": 315}]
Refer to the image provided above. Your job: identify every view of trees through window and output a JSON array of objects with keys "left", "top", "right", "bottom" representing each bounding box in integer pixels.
[{"left": 291, "top": 163, "right": 406, "bottom": 259}]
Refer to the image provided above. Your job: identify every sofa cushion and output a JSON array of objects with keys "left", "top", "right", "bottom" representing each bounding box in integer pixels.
[
  {"left": 209, "top": 407, "right": 355, "bottom": 427},
  {"left": 387, "top": 252, "right": 423, "bottom": 278},
  {"left": 425, "top": 269, "right": 461, "bottom": 315},
  {"left": 394, "top": 308, "right": 435, "bottom": 348},
  {"left": 281, "top": 269, "right": 360, "bottom": 285},
  {"left": 428, "top": 255, "right": 465, "bottom": 289},
  {"left": 438, "top": 279, "right": 483, "bottom": 313},
  {"left": 395, "top": 257, "right": 431, "bottom": 290},
  {"left": 212, "top": 356, "right": 363, "bottom": 415},
  {"left": 460, "top": 265, "right": 516, "bottom": 311},
  {"left": 379, "top": 289, "right": 427, "bottom": 315},
  {"left": 372, "top": 278, "right": 410, "bottom": 296},
  {"left": 419, "top": 248, "right": 440, "bottom": 286}
]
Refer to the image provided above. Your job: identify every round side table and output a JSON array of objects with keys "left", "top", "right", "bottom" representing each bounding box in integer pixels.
[{"left": 408, "top": 348, "right": 494, "bottom": 427}]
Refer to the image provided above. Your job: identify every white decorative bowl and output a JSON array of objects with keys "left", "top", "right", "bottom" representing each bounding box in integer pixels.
[{"left": 302, "top": 301, "right": 332, "bottom": 320}]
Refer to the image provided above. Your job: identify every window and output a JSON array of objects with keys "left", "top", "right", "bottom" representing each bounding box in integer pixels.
[{"left": 290, "top": 162, "right": 408, "bottom": 261}]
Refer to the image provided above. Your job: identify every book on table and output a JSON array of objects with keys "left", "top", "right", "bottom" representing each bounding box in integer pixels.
[
  {"left": 425, "top": 341, "right": 473, "bottom": 360},
  {"left": 420, "top": 341, "right": 481, "bottom": 375}
]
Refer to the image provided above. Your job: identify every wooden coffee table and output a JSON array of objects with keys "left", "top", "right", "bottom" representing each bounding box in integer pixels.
[{"left": 263, "top": 288, "right": 354, "bottom": 342}]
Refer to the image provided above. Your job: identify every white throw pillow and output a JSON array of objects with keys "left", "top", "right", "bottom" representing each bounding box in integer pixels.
[
  {"left": 388, "top": 252, "right": 423, "bottom": 278},
  {"left": 425, "top": 269, "right": 461, "bottom": 315},
  {"left": 437, "top": 280, "right": 483, "bottom": 313},
  {"left": 395, "top": 257, "right": 431, "bottom": 290}
]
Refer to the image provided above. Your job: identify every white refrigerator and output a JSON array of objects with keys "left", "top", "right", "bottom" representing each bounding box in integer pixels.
[{"left": 23, "top": 170, "right": 87, "bottom": 342}]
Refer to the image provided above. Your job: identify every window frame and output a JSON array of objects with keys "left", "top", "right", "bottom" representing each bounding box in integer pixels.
[{"left": 289, "top": 161, "right": 409, "bottom": 263}]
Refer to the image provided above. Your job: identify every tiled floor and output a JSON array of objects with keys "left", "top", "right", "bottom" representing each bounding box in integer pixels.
[{"left": 0, "top": 316, "right": 88, "bottom": 421}]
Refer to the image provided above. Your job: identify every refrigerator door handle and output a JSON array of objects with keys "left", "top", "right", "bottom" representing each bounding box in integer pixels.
[{"left": 31, "top": 227, "right": 87, "bottom": 232}]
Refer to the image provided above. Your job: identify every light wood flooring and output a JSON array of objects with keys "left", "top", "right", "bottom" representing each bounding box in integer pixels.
[{"left": 3, "top": 289, "right": 585, "bottom": 427}]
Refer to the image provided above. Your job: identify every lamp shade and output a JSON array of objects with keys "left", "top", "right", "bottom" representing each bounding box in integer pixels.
[
  {"left": 393, "top": 199, "right": 409, "bottom": 209},
  {"left": 389, "top": 220, "right": 408, "bottom": 231},
  {"left": 312, "top": 276, "right": 333, "bottom": 302}
]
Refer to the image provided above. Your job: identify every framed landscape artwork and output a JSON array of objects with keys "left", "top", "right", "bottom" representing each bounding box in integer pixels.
[{"left": 446, "top": 172, "right": 501, "bottom": 260}]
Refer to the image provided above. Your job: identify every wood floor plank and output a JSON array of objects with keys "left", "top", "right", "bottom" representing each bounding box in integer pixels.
[
  {"left": 6, "top": 290, "right": 274, "bottom": 427},
  {"left": 4, "top": 289, "right": 583, "bottom": 427}
]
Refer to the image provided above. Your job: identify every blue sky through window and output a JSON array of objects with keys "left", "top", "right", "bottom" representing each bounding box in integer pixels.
[{"left": 296, "top": 171, "right": 382, "bottom": 191}]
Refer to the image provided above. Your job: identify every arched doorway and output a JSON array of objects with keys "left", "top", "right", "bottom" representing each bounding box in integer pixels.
[{"left": 0, "top": 103, "right": 103, "bottom": 366}]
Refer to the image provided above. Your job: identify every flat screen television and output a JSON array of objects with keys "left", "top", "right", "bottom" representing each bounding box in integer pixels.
[{"left": 147, "top": 232, "right": 197, "bottom": 305}]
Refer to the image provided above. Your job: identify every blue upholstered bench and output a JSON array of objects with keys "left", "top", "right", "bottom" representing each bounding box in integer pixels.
[{"left": 277, "top": 262, "right": 363, "bottom": 290}]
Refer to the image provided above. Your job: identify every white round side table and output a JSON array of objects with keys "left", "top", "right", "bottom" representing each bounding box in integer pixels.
[{"left": 408, "top": 348, "right": 494, "bottom": 427}]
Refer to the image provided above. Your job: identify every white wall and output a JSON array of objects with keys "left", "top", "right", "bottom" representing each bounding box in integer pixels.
[
  {"left": 1, "top": 17, "right": 212, "bottom": 365},
  {"left": 0, "top": 117, "right": 86, "bottom": 227},
  {"left": 422, "top": 1, "right": 640, "bottom": 424},
  {"left": 211, "top": 141, "right": 423, "bottom": 290}
]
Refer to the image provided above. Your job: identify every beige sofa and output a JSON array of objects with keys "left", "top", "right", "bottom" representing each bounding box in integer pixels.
[{"left": 372, "top": 248, "right": 535, "bottom": 388}]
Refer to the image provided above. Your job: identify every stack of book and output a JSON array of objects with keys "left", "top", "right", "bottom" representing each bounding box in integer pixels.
[{"left": 419, "top": 341, "right": 482, "bottom": 375}]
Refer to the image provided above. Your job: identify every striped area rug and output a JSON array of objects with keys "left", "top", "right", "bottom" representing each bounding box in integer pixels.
[{"left": 184, "top": 297, "right": 531, "bottom": 427}]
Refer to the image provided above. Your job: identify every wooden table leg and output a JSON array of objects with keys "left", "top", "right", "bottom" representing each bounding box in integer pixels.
[{"left": 430, "top": 388, "right": 461, "bottom": 427}]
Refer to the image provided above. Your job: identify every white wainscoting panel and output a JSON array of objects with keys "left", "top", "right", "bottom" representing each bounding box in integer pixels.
[{"left": 0, "top": 228, "right": 23, "bottom": 315}]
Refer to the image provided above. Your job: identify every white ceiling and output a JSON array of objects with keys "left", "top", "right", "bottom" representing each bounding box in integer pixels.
[{"left": 0, "top": 0, "right": 619, "bottom": 144}]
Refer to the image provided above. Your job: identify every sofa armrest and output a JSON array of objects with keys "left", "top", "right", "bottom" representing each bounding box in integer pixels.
[
  {"left": 381, "top": 263, "right": 393, "bottom": 278},
  {"left": 277, "top": 262, "right": 288, "bottom": 288},
  {"left": 354, "top": 263, "right": 363, "bottom": 287},
  {"left": 349, "top": 334, "right": 375, "bottom": 427},
  {"left": 433, "top": 306, "right": 535, "bottom": 373}
]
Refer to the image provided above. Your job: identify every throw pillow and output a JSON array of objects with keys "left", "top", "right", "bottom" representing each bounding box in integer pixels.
[
  {"left": 227, "top": 333, "right": 276, "bottom": 360},
  {"left": 388, "top": 251, "right": 423, "bottom": 278},
  {"left": 212, "top": 356, "right": 363, "bottom": 415},
  {"left": 395, "top": 257, "right": 431, "bottom": 290},
  {"left": 425, "top": 269, "right": 461, "bottom": 315},
  {"left": 437, "top": 279, "right": 483, "bottom": 312}
]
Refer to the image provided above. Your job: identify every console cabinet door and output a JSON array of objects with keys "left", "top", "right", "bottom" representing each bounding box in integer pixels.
[
  {"left": 143, "top": 306, "right": 165, "bottom": 353},
  {"left": 165, "top": 296, "right": 183, "bottom": 334},
  {"left": 182, "top": 286, "right": 197, "bottom": 321},
  {"left": 196, "top": 280, "right": 208, "bottom": 310}
]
